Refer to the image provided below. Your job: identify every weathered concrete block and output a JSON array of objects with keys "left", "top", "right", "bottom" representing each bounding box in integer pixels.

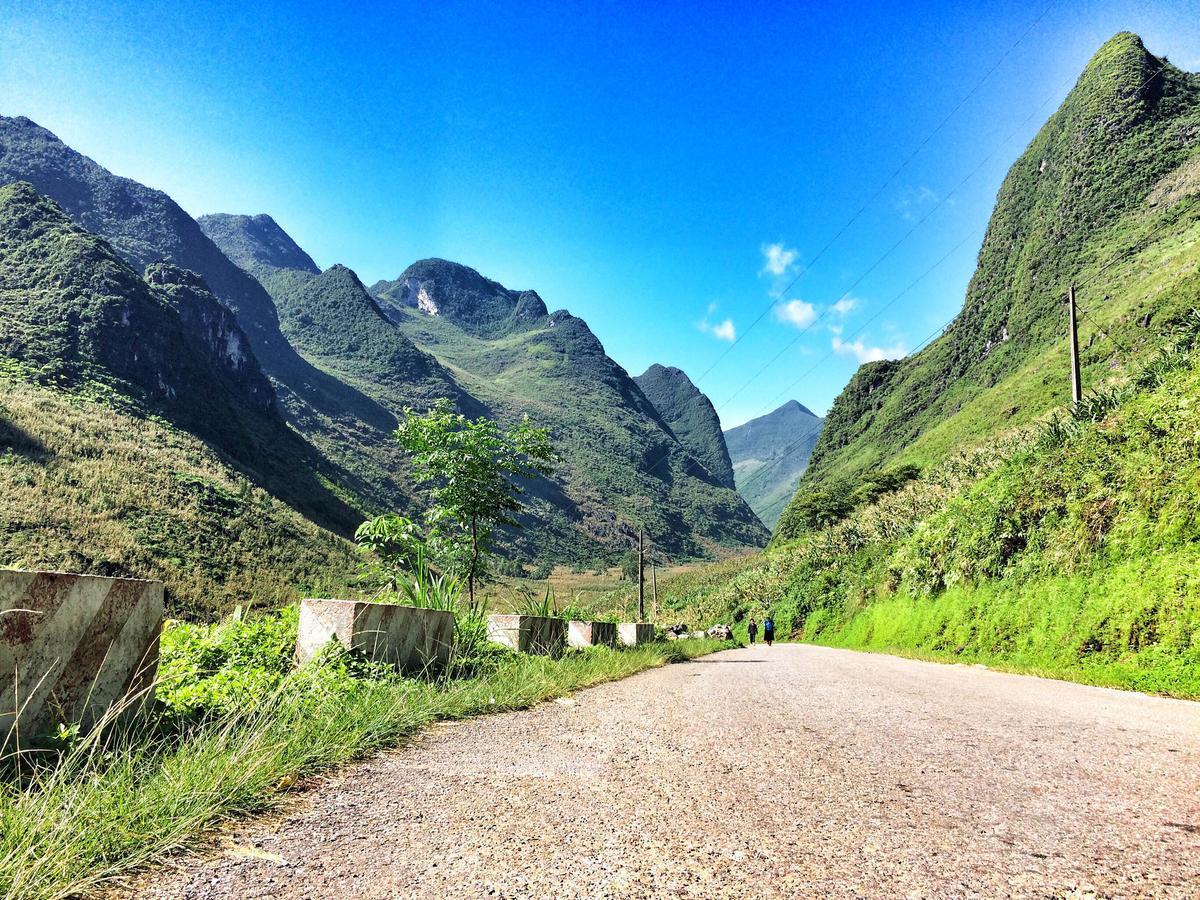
[
  {"left": 296, "top": 599, "right": 453, "bottom": 671},
  {"left": 487, "top": 614, "right": 565, "bottom": 655},
  {"left": 0, "top": 569, "right": 163, "bottom": 737},
  {"left": 567, "top": 620, "right": 617, "bottom": 648},
  {"left": 618, "top": 622, "right": 655, "bottom": 646}
]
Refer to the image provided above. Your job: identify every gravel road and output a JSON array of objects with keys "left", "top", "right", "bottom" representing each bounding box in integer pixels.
[{"left": 129, "top": 644, "right": 1200, "bottom": 898}]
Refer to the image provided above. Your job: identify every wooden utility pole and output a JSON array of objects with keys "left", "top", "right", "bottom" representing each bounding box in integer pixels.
[
  {"left": 1068, "top": 284, "right": 1082, "bottom": 405},
  {"left": 651, "top": 561, "right": 658, "bottom": 621},
  {"left": 637, "top": 526, "right": 646, "bottom": 622}
]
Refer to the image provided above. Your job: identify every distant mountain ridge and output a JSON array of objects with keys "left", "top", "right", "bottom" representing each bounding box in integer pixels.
[
  {"left": 725, "top": 401, "right": 824, "bottom": 528},
  {"left": 372, "top": 259, "right": 550, "bottom": 338},
  {"left": 198, "top": 213, "right": 320, "bottom": 276},
  {"left": 368, "top": 258, "right": 769, "bottom": 558}
]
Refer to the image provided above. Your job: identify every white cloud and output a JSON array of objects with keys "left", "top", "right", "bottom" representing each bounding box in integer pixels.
[
  {"left": 831, "top": 297, "right": 857, "bottom": 316},
  {"left": 832, "top": 335, "right": 907, "bottom": 364},
  {"left": 761, "top": 242, "right": 799, "bottom": 276},
  {"left": 710, "top": 318, "right": 736, "bottom": 341},
  {"left": 697, "top": 306, "right": 737, "bottom": 342},
  {"left": 773, "top": 299, "right": 817, "bottom": 329}
]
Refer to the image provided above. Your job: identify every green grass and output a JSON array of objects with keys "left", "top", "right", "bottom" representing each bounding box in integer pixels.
[
  {"left": 0, "top": 617, "right": 728, "bottom": 900},
  {"left": 0, "top": 377, "right": 360, "bottom": 618}
]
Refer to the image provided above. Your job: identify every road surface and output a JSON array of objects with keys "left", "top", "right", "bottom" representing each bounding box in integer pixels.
[{"left": 131, "top": 644, "right": 1200, "bottom": 898}]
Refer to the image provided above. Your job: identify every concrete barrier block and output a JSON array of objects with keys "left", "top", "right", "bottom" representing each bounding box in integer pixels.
[
  {"left": 567, "top": 620, "right": 617, "bottom": 648},
  {"left": 618, "top": 622, "right": 655, "bottom": 646},
  {"left": 296, "top": 599, "right": 453, "bottom": 671},
  {"left": 0, "top": 569, "right": 163, "bottom": 737},
  {"left": 487, "top": 614, "right": 565, "bottom": 655}
]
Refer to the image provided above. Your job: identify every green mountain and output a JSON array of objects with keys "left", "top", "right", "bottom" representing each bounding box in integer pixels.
[
  {"left": 198, "top": 217, "right": 768, "bottom": 562},
  {"left": 196, "top": 213, "right": 320, "bottom": 276},
  {"left": 633, "top": 364, "right": 735, "bottom": 490},
  {"left": 778, "top": 32, "right": 1200, "bottom": 540},
  {"left": 0, "top": 116, "right": 415, "bottom": 511},
  {"left": 725, "top": 401, "right": 824, "bottom": 528},
  {"left": 370, "top": 259, "right": 770, "bottom": 560},
  {"left": 198, "top": 214, "right": 475, "bottom": 417},
  {"left": 0, "top": 182, "right": 359, "bottom": 613}
]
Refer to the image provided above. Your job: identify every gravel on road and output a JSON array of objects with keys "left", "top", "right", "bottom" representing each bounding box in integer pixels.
[{"left": 127, "top": 644, "right": 1200, "bottom": 899}]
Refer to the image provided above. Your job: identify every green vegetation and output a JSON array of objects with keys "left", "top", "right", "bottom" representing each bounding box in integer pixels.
[
  {"left": 0, "top": 378, "right": 359, "bottom": 617},
  {"left": 389, "top": 399, "right": 556, "bottom": 604},
  {"left": 0, "top": 605, "right": 728, "bottom": 900},
  {"left": 634, "top": 364, "right": 736, "bottom": 489},
  {"left": 725, "top": 400, "right": 824, "bottom": 528},
  {"left": 779, "top": 33, "right": 1200, "bottom": 539},
  {"left": 656, "top": 324, "right": 1200, "bottom": 698},
  {"left": 374, "top": 260, "right": 770, "bottom": 563}
]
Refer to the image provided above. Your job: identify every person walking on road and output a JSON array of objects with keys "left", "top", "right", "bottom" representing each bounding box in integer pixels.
[
  {"left": 747, "top": 618, "right": 758, "bottom": 644},
  {"left": 763, "top": 615, "right": 775, "bottom": 647}
]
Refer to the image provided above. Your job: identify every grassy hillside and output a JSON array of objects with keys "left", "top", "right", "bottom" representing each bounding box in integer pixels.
[
  {"left": 725, "top": 400, "right": 824, "bottom": 528},
  {"left": 779, "top": 33, "right": 1200, "bottom": 539},
  {"left": 0, "top": 377, "right": 358, "bottom": 617},
  {"left": 634, "top": 364, "right": 736, "bottom": 490}
]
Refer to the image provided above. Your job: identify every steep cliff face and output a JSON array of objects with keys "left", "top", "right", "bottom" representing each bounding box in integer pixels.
[
  {"left": 778, "top": 33, "right": 1200, "bottom": 540},
  {"left": 143, "top": 263, "right": 277, "bottom": 414}
]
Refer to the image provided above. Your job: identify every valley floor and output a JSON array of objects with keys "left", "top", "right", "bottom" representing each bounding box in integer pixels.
[{"left": 126, "top": 644, "right": 1200, "bottom": 899}]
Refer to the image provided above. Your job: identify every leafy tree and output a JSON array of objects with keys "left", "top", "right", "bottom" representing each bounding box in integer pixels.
[{"left": 393, "top": 399, "right": 555, "bottom": 606}]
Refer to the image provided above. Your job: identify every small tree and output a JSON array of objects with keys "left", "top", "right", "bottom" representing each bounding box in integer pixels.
[{"left": 394, "top": 399, "right": 555, "bottom": 607}]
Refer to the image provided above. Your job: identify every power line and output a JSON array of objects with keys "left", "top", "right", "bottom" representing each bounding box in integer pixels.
[
  {"left": 764, "top": 224, "right": 984, "bottom": 409},
  {"left": 643, "top": 39, "right": 1173, "bottom": 488},
  {"left": 715, "top": 57, "right": 1075, "bottom": 410},
  {"left": 682, "top": 3, "right": 1054, "bottom": 388}
]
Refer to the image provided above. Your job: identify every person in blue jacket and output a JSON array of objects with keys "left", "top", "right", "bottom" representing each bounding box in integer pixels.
[{"left": 763, "top": 615, "right": 775, "bottom": 647}]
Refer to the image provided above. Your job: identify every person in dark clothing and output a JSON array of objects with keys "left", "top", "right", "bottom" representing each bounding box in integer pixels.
[
  {"left": 763, "top": 616, "right": 775, "bottom": 646},
  {"left": 747, "top": 618, "right": 758, "bottom": 644}
]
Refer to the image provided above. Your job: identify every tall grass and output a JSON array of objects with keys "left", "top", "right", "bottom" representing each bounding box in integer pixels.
[{"left": 0, "top": 633, "right": 726, "bottom": 900}]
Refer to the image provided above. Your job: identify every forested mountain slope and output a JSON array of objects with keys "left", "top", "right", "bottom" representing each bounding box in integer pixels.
[
  {"left": 0, "top": 116, "right": 417, "bottom": 516},
  {"left": 0, "top": 183, "right": 359, "bottom": 612},
  {"left": 370, "top": 259, "right": 770, "bottom": 560},
  {"left": 778, "top": 33, "right": 1200, "bottom": 539},
  {"left": 634, "top": 364, "right": 736, "bottom": 490}
]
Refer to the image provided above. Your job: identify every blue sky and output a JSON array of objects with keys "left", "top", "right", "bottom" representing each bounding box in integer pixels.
[{"left": 3, "top": 0, "right": 1200, "bottom": 427}]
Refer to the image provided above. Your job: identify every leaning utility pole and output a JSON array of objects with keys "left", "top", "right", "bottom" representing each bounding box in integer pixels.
[
  {"left": 637, "top": 526, "right": 646, "bottom": 621},
  {"left": 1068, "top": 284, "right": 1082, "bottom": 405}
]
